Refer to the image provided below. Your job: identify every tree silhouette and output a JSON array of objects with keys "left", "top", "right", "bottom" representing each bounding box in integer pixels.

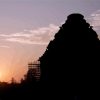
[{"left": 39, "top": 13, "right": 100, "bottom": 99}]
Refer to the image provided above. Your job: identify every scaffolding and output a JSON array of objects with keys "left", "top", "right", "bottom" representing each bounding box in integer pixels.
[{"left": 27, "top": 61, "right": 40, "bottom": 81}]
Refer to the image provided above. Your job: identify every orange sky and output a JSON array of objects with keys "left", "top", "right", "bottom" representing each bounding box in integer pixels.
[{"left": 0, "top": 43, "right": 47, "bottom": 82}]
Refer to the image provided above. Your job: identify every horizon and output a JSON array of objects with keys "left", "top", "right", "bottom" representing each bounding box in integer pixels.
[{"left": 0, "top": 0, "right": 100, "bottom": 82}]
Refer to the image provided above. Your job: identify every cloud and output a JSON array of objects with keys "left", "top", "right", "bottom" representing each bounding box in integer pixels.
[
  {"left": 89, "top": 10, "right": 100, "bottom": 31},
  {"left": 0, "top": 24, "right": 59, "bottom": 45},
  {"left": 0, "top": 32, "right": 32, "bottom": 38},
  {"left": 0, "top": 45, "right": 10, "bottom": 48},
  {"left": 6, "top": 38, "right": 48, "bottom": 45}
]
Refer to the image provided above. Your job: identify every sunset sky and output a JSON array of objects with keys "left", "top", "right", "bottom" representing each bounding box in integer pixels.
[{"left": 0, "top": 0, "right": 100, "bottom": 82}]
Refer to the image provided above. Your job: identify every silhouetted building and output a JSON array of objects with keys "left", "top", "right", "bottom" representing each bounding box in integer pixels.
[
  {"left": 25, "top": 61, "right": 40, "bottom": 83},
  {"left": 39, "top": 13, "right": 100, "bottom": 99}
]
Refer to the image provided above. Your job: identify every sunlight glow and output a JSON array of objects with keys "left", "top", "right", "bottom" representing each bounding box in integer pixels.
[
  {"left": 0, "top": 72, "right": 3, "bottom": 81},
  {"left": 0, "top": 71, "right": 10, "bottom": 82},
  {"left": 0, "top": 66, "right": 11, "bottom": 82}
]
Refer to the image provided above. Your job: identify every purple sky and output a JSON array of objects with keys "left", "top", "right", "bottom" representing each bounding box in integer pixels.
[{"left": 0, "top": 0, "right": 100, "bottom": 82}]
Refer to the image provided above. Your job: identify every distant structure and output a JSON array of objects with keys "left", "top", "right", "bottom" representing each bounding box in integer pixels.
[
  {"left": 28, "top": 61, "right": 40, "bottom": 80},
  {"left": 26, "top": 61, "right": 40, "bottom": 82}
]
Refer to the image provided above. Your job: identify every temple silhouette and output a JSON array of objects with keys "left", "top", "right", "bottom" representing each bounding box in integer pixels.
[{"left": 39, "top": 13, "right": 100, "bottom": 99}]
